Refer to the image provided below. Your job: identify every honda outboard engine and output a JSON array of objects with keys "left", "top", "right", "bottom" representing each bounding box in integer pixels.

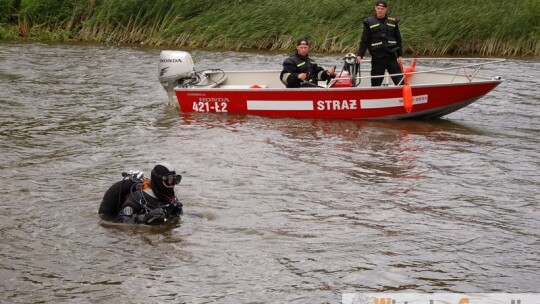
[{"left": 158, "top": 51, "right": 196, "bottom": 105}]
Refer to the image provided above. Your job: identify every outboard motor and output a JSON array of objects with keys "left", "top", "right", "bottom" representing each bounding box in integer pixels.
[
  {"left": 158, "top": 51, "right": 196, "bottom": 105},
  {"left": 343, "top": 53, "right": 361, "bottom": 87},
  {"left": 330, "top": 53, "right": 361, "bottom": 88}
]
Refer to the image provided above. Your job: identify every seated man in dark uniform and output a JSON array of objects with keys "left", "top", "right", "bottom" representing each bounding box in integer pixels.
[{"left": 280, "top": 38, "right": 336, "bottom": 88}]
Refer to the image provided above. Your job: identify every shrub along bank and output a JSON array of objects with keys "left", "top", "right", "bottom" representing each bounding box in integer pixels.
[{"left": 0, "top": 0, "right": 538, "bottom": 57}]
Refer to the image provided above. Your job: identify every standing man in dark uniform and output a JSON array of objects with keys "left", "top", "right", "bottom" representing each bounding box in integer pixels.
[
  {"left": 356, "top": 0, "right": 404, "bottom": 86},
  {"left": 280, "top": 38, "right": 336, "bottom": 88}
]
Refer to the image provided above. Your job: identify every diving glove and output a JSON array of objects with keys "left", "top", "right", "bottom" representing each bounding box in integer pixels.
[{"left": 138, "top": 208, "right": 166, "bottom": 224}]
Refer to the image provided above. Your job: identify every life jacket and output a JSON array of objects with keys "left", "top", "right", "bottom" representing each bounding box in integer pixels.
[
  {"left": 280, "top": 53, "right": 320, "bottom": 86},
  {"left": 365, "top": 15, "right": 400, "bottom": 57},
  {"left": 98, "top": 178, "right": 142, "bottom": 216},
  {"left": 289, "top": 54, "right": 313, "bottom": 74}
]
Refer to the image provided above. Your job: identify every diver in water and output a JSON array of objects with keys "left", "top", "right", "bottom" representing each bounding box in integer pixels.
[{"left": 98, "top": 163, "right": 183, "bottom": 225}]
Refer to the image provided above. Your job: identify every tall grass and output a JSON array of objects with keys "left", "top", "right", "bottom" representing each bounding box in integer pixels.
[{"left": 0, "top": 0, "right": 538, "bottom": 56}]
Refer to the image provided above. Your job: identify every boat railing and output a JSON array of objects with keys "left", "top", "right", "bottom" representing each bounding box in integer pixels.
[{"left": 351, "top": 57, "right": 505, "bottom": 85}]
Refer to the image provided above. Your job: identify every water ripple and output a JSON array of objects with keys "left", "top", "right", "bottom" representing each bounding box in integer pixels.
[{"left": 0, "top": 42, "right": 538, "bottom": 303}]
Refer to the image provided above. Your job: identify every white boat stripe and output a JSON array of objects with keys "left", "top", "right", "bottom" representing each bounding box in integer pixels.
[
  {"left": 247, "top": 100, "right": 314, "bottom": 111},
  {"left": 361, "top": 94, "right": 428, "bottom": 109}
]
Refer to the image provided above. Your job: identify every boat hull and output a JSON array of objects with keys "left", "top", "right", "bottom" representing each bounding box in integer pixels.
[{"left": 175, "top": 80, "right": 502, "bottom": 119}]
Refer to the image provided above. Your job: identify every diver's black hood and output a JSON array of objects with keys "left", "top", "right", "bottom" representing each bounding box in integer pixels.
[{"left": 150, "top": 163, "right": 176, "bottom": 201}]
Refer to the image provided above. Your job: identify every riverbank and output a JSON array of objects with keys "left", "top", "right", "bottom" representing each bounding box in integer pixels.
[{"left": 1, "top": 0, "right": 538, "bottom": 57}]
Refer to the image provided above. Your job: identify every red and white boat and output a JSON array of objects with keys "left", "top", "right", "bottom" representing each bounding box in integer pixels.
[{"left": 158, "top": 51, "right": 504, "bottom": 119}]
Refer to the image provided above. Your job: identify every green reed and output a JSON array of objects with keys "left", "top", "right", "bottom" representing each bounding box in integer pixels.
[{"left": 0, "top": 0, "right": 538, "bottom": 57}]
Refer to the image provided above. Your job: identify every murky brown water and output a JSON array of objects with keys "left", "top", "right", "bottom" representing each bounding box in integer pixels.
[{"left": 0, "top": 42, "right": 539, "bottom": 303}]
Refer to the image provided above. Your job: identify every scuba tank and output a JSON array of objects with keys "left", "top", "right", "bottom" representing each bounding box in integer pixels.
[{"left": 98, "top": 171, "right": 145, "bottom": 218}]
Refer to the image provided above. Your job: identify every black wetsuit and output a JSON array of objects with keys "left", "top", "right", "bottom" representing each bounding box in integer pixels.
[{"left": 116, "top": 185, "right": 182, "bottom": 224}]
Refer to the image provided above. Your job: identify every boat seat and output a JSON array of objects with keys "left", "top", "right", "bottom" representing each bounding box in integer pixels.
[{"left": 219, "top": 84, "right": 268, "bottom": 89}]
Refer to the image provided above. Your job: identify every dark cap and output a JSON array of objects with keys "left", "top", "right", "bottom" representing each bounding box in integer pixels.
[
  {"left": 296, "top": 38, "right": 310, "bottom": 46},
  {"left": 375, "top": 0, "right": 388, "bottom": 7}
]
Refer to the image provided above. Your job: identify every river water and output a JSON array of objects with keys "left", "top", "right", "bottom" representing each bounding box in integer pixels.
[{"left": 0, "top": 42, "right": 538, "bottom": 303}]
